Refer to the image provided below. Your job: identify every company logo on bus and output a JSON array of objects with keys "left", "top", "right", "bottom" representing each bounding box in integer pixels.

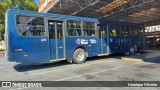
[
  {"left": 76, "top": 38, "right": 97, "bottom": 45},
  {"left": 76, "top": 38, "right": 81, "bottom": 45},
  {"left": 76, "top": 38, "right": 89, "bottom": 45}
]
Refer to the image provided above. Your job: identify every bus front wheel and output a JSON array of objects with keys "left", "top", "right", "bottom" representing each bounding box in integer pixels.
[{"left": 73, "top": 48, "right": 87, "bottom": 64}]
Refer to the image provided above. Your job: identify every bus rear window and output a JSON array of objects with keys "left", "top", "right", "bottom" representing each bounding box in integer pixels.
[{"left": 16, "top": 15, "right": 46, "bottom": 37}]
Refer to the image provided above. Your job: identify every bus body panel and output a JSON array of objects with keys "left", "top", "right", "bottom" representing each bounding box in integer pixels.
[
  {"left": 87, "top": 37, "right": 98, "bottom": 56},
  {"left": 6, "top": 9, "right": 19, "bottom": 62},
  {"left": 65, "top": 37, "right": 99, "bottom": 59},
  {"left": 21, "top": 37, "right": 50, "bottom": 63},
  {"left": 57, "top": 39, "right": 64, "bottom": 59},
  {"left": 50, "top": 38, "right": 65, "bottom": 60},
  {"left": 65, "top": 37, "right": 86, "bottom": 59},
  {"left": 49, "top": 39, "right": 56, "bottom": 60},
  {"left": 97, "top": 38, "right": 108, "bottom": 54},
  {"left": 99, "top": 19, "right": 145, "bottom": 54},
  {"left": 6, "top": 9, "right": 50, "bottom": 63}
]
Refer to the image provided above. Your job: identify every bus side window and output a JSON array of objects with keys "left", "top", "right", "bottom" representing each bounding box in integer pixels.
[
  {"left": 97, "top": 25, "right": 101, "bottom": 38},
  {"left": 102, "top": 26, "right": 106, "bottom": 38},
  {"left": 109, "top": 24, "right": 117, "bottom": 37},
  {"left": 83, "top": 31, "right": 88, "bottom": 36},
  {"left": 67, "top": 20, "right": 81, "bottom": 36},
  {"left": 121, "top": 25, "right": 128, "bottom": 36},
  {"left": 83, "top": 21, "right": 95, "bottom": 36},
  {"left": 97, "top": 25, "right": 106, "bottom": 38},
  {"left": 56, "top": 21, "right": 63, "bottom": 39},
  {"left": 139, "top": 26, "right": 144, "bottom": 36},
  {"left": 16, "top": 15, "right": 45, "bottom": 37},
  {"left": 111, "top": 29, "right": 117, "bottom": 37},
  {"left": 126, "top": 26, "right": 130, "bottom": 36},
  {"left": 72, "top": 29, "right": 78, "bottom": 36},
  {"left": 67, "top": 29, "right": 79, "bottom": 36}
]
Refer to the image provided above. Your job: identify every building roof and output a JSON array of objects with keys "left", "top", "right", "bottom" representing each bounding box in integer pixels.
[{"left": 38, "top": 0, "right": 160, "bottom": 26}]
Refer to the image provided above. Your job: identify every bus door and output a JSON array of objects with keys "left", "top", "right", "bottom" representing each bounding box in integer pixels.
[
  {"left": 108, "top": 24, "right": 121, "bottom": 54},
  {"left": 98, "top": 25, "right": 107, "bottom": 55},
  {"left": 48, "top": 20, "right": 65, "bottom": 61}
]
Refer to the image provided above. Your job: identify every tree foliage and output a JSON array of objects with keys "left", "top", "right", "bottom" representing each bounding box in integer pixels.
[{"left": 0, "top": 0, "right": 38, "bottom": 40}]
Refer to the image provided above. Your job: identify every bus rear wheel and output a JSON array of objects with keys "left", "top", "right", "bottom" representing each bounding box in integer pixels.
[
  {"left": 129, "top": 46, "right": 135, "bottom": 55},
  {"left": 73, "top": 48, "right": 86, "bottom": 64}
]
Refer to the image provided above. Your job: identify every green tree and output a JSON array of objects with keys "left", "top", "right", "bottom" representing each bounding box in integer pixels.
[{"left": 0, "top": 0, "right": 38, "bottom": 40}]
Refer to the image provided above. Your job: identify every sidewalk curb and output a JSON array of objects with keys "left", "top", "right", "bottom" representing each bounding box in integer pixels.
[{"left": 121, "top": 57, "right": 144, "bottom": 62}]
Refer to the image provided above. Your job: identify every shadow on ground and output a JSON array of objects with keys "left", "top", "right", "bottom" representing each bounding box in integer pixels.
[{"left": 13, "top": 50, "right": 155, "bottom": 72}]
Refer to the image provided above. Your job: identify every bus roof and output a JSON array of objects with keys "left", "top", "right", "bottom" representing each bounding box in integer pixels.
[{"left": 7, "top": 9, "right": 99, "bottom": 22}]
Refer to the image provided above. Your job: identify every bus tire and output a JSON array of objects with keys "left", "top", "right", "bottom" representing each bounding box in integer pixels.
[
  {"left": 129, "top": 46, "right": 135, "bottom": 55},
  {"left": 73, "top": 48, "right": 86, "bottom": 64}
]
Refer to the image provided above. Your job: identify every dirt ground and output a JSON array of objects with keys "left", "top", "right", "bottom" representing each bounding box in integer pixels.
[{"left": 0, "top": 51, "right": 4, "bottom": 57}]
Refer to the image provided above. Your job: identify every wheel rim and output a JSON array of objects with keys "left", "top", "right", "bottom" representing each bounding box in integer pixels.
[
  {"left": 130, "top": 47, "right": 135, "bottom": 53},
  {"left": 77, "top": 52, "right": 84, "bottom": 61}
]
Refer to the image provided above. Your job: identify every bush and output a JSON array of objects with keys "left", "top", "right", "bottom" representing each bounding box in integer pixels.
[{"left": 0, "top": 24, "right": 5, "bottom": 41}]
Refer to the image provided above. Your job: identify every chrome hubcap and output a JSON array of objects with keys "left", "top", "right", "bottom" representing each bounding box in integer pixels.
[{"left": 77, "top": 52, "right": 84, "bottom": 61}]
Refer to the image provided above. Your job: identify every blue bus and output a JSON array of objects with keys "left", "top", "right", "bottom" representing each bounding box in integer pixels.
[{"left": 5, "top": 9, "right": 145, "bottom": 64}]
